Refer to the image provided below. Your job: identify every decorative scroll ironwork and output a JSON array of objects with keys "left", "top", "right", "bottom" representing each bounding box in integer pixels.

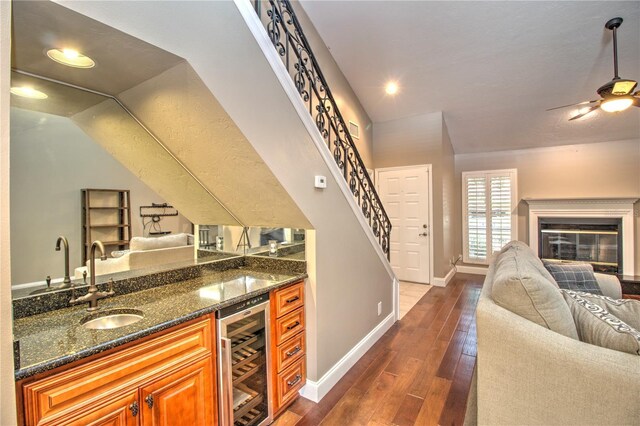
[{"left": 256, "top": 0, "right": 392, "bottom": 258}]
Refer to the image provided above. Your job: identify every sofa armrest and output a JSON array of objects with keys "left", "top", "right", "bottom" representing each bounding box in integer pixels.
[
  {"left": 594, "top": 272, "right": 622, "bottom": 299},
  {"left": 476, "top": 296, "right": 640, "bottom": 425}
]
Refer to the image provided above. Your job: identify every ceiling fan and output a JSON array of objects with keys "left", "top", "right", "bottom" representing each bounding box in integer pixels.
[{"left": 548, "top": 17, "right": 639, "bottom": 121}]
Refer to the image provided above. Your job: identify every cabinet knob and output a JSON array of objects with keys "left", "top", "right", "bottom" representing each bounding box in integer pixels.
[
  {"left": 145, "top": 394, "right": 154, "bottom": 409},
  {"left": 129, "top": 401, "right": 139, "bottom": 417}
]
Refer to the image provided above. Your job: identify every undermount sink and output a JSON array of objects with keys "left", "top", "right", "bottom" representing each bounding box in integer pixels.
[{"left": 81, "top": 308, "right": 144, "bottom": 330}]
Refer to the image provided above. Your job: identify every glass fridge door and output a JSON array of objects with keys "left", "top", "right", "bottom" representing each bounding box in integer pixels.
[{"left": 219, "top": 302, "right": 271, "bottom": 426}]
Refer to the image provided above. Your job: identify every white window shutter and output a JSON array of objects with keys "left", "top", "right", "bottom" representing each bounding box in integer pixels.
[{"left": 463, "top": 169, "right": 517, "bottom": 265}]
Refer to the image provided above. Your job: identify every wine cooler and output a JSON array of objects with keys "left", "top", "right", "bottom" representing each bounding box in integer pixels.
[{"left": 217, "top": 293, "right": 272, "bottom": 426}]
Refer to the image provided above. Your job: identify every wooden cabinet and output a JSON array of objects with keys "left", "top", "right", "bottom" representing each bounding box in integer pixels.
[
  {"left": 20, "top": 316, "right": 216, "bottom": 426},
  {"left": 270, "top": 281, "right": 306, "bottom": 415},
  {"left": 140, "top": 358, "right": 213, "bottom": 426}
]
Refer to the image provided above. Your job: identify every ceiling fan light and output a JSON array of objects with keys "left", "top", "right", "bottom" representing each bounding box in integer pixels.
[{"left": 600, "top": 96, "right": 633, "bottom": 113}]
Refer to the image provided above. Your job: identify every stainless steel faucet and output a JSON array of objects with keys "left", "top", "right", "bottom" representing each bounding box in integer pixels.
[
  {"left": 55, "top": 236, "right": 72, "bottom": 288},
  {"left": 70, "top": 240, "right": 114, "bottom": 311}
]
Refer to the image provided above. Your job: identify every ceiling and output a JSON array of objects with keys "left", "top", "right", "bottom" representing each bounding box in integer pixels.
[
  {"left": 11, "top": 0, "right": 183, "bottom": 97},
  {"left": 300, "top": 1, "right": 640, "bottom": 154}
]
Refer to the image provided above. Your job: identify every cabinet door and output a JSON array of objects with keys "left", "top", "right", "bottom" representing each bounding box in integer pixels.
[
  {"left": 66, "top": 391, "right": 138, "bottom": 426},
  {"left": 140, "top": 357, "right": 213, "bottom": 426}
]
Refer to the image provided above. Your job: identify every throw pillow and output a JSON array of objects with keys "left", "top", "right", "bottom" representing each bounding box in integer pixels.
[
  {"left": 543, "top": 260, "right": 602, "bottom": 295},
  {"left": 566, "top": 291, "right": 640, "bottom": 330},
  {"left": 561, "top": 290, "right": 640, "bottom": 355},
  {"left": 492, "top": 248, "right": 579, "bottom": 339},
  {"left": 130, "top": 233, "right": 189, "bottom": 251},
  {"left": 111, "top": 250, "right": 128, "bottom": 258}
]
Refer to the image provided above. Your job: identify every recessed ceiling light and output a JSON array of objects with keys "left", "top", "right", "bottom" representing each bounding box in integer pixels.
[
  {"left": 385, "top": 81, "right": 398, "bottom": 95},
  {"left": 10, "top": 86, "right": 48, "bottom": 99},
  {"left": 46, "top": 48, "right": 95, "bottom": 68}
]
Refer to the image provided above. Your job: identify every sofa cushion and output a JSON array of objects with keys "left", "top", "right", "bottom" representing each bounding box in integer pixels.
[
  {"left": 565, "top": 290, "right": 640, "bottom": 330},
  {"left": 561, "top": 290, "right": 640, "bottom": 355},
  {"left": 492, "top": 246, "right": 579, "bottom": 339},
  {"left": 129, "top": 233, "right": 189, "bottom": 251},
  {"left": 543, "top": 260, "right": 602, "bottom": 295}
]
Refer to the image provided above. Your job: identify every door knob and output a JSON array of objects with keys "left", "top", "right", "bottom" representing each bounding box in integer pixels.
[{"left": 418, "top": 232, "right": 428, "bottom": 237}]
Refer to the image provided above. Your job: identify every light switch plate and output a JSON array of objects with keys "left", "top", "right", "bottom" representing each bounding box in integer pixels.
[{"left": 314, "top": 175, "right": 327, "bottom": 189}]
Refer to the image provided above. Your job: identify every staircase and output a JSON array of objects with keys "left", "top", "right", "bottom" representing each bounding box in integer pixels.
[{"left": 254, "top": 0, "right": 391, "bottom": 259}]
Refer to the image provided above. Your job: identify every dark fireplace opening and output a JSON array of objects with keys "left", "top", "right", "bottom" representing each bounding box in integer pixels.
[{"left": 539, "top": 217, "right": 622, "bottom": 274}]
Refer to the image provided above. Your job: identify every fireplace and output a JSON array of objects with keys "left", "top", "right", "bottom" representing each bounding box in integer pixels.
[
  {"left": 526, "top": 198, "right": 637, "bottom": 276},
  {"left": 538, "top": 217, "right": 622, "bottom": 273}
]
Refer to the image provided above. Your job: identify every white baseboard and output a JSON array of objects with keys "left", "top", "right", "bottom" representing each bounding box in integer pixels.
[
  {"left": 298, "top": 311, "right": 396, "bottom": 403},
  {"left": 431, "top": 267, "right": 456, "bottom": 287},
  {"left": 456, "top": 265, "right": 488, "bottom": 275}
]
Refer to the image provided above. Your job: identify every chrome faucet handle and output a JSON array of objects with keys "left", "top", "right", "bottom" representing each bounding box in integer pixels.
[
  {"left": 45, "top": 276, "right": 51, "bottom": 289},
  {"left": 82, "top": 271, "right": 87, "bottom": 285},
  {"left": 107, "top": 278, "right": 115, "bottom": 295}
]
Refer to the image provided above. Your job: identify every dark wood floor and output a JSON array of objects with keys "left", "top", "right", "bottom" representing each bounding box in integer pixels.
[{"left": 274, "top": 273, "right": 483, "bottom": 426}]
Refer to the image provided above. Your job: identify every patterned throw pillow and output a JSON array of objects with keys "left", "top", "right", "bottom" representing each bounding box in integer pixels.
[
  {"left": 561, "top": 290, "right": 640, "bottom": 355},
  {"left": 542, "top": 260, "right": 602, "bottom": 295},
  {"left": 566, "top": 291, "right": 640, "bottom": 330}
]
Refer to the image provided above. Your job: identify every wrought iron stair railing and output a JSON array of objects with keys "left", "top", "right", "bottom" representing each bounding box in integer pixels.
[{"left": 254, "top": 0, "right": 391, "bottom": 259}]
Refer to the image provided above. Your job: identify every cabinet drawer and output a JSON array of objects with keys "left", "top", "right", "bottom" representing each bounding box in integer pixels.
[
  {"left": 23, "top": 316, "right": 213, "bottom": 426},
  {"left": 273, "top": 282, "right": 304, "bottom": 318},
  {"left": 276, "top": 333, "right": 305, "bottom": 373},
  {"left": 276, "top": 358, "right": 306, "bottom": 410},
  {"left": 274, "top": 307, "right": 304, "bottom": 345}
]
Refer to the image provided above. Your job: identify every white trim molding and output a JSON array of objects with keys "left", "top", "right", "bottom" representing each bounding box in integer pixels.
[
  {"left": 298, "top": 311, "right": 396, "bottom": 403},
  {"left": 526, "top": 198, "right": 638, "bottom": 276},
  {"left": 456, "top": 265, "right": 488, "bottom": 275},
  {"left": 432, "top": 266, "right": 456, "bottom": 287}
]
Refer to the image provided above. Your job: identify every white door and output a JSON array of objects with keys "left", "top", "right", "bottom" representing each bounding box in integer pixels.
[{"left": 376, "top": 166, "right": 431, "bottom": 283}]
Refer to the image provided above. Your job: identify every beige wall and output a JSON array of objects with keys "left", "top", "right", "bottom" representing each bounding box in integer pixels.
[
  {"left": 292, "top": 1, "right": 375, "bottom": 169},
  {"left": 116, "top": 61, "right": 311, "bottom": 228},
  {"left": 0, "top": 1, "right": 17, "bottom": 423},
  {"left": 456, "top": 138, "right": 640, "bottom": 271},
  {"left": 373, "top": 111, "right": 460, "bottom": 278}
]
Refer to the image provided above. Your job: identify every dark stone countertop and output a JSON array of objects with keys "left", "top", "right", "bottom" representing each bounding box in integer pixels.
[{"left": 13, "top": 267, "right": 306, "bottom": 381}]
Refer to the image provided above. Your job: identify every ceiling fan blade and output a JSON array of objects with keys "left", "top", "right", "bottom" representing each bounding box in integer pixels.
[
  {"left": 569, "top": 105, "right": 600, "bottom": 121},
  {"left": 547, "top": 100, "right": 599, "bottom": 111}
]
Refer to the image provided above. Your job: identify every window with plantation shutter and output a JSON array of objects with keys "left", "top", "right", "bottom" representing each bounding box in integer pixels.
[{"left": 462, "top": 169, "right": 517, "bottom": 264}]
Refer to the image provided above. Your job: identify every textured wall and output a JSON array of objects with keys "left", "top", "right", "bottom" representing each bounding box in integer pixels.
[
  {"left": 456, "top": 138, "right": 640, "bottom": 272},
  {"left": 117, "top": 61, "right": 311, "bottom": 228}
]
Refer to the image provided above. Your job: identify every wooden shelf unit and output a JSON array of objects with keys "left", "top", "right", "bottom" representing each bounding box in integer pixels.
[{"left": 81, "top": 189, "right": 132, "bottom": 264}]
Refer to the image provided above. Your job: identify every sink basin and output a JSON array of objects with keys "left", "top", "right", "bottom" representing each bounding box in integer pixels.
[{"left": 81, "top": 308, "right": 144, "bottom": 330}]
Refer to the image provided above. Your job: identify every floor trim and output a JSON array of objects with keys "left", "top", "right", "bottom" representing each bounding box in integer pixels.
[
  {"left": 432, "top": 267, "right": 456, "bottom": 287},
  {"left": 456, "top": 265, "right": 488, "bottom": 275},
  {"left": 298, "top": 311, "right": 396, "bottom": 403}
]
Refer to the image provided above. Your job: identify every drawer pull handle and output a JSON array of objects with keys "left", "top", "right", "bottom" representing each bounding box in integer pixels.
[
  {"left": 285, "top": 295, "right": 300, "bottom": 304},
  {"left": 145, "top": 394, "right": 154, "bottom": 409},
  {"left": 287, "top": 374, "right": 302, "bottom": 387},
  {"left": 286, "top": 346, "right": 302, "bottom": 357},
  {"left": 286, "top": 321, "right": 300, "bottom": 330},
  {"left": 129, "top": 401, "right": 139, "bottom": 417}
]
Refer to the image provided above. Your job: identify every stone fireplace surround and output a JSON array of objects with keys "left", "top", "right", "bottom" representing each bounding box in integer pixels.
[{"left": 526, "top": 198, "right": 637, "bottom": 276}]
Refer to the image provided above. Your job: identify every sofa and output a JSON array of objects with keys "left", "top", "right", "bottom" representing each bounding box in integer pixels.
[
  {"left": 75, "top": 233, "right": 194, "bottom": 278},
  {"left": 467, "top": 241, "right": 640, "bottom": 425}
]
